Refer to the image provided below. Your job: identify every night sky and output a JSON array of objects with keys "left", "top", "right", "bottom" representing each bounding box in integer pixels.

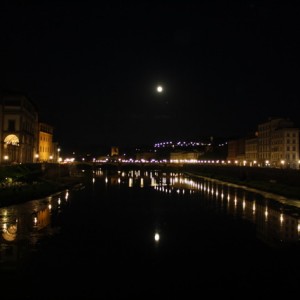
[{"left": 1, "top": 1, "right": 299, "bottom": 153}]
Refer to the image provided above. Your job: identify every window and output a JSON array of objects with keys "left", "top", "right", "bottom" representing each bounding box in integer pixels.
[{"left": 8, "top": 120, "right": 16, "bottom": 131}]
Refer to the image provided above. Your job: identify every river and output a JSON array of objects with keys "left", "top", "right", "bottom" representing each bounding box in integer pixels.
[{"left": 1, "top": 168, "right": 300, "bottom": 298}]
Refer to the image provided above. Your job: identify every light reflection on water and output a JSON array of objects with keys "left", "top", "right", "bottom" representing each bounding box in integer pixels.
[
  {"left": 0, "top": 190, "right": 71, "bottom": 269},
  {"left": 96, "top": 169, "right": 300, "bottom": 247},
  {"left": 1, "top": 169, "right": 300, "bottom": 271}
]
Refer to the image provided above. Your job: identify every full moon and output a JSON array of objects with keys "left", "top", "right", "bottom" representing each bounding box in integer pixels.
[{"left": 156, "top": 85, "right": 163, "bottom": 93}]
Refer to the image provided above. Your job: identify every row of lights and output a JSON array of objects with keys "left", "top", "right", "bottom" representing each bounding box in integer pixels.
[
  {"left": 3, "top": 148, "right": 62, "bottom": 163},
  {"left": 98, "top": 158, "right": 300, "bottom": 168}
]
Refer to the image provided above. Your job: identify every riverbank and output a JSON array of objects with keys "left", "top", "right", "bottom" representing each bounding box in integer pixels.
[
  {"left": 180, "top": 165, "right": 300, "bottom": 201},
  {"left": 0, "top": 163, "right": 85, "bottom": 207},
  {"left": 97, "top": 162, "right": 300, "bottom": 200},
  {"left": 0, "top": 176, "right": 83, "bottom": 207},
  {"left": 1, "top": 162, "right": 300, "bottom": 207}
]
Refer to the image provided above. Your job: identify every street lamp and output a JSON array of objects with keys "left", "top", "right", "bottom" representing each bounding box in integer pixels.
[{"left": 57, "top": 148, "right": 61, "bottom": 163}]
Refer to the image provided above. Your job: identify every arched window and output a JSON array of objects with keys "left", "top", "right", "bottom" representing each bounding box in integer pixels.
[{"left": 4, "top": 134, "right": 20, "bottom": 146}]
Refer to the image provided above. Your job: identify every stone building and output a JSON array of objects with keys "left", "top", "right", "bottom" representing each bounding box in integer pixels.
[
  {"left": 227, "top": 117, "right": 300, "bottom": 169},
  {"left": 38, "top": 122, "right": 54, "bottom": 162},
  {"left": 0, "top": 93, "right": 39, "bottom": 164}
]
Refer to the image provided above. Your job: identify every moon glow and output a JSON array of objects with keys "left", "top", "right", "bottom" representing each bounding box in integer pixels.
[{"left": 157, "top": 86, "right": 163, "bottom": 93}]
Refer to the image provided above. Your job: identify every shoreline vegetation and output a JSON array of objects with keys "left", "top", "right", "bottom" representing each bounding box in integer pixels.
[
  {"left": 1, "top": 163, "right": 300, "bottom": 208},
  {"left": 0, "top": 163, "right": 83, "bottom": 207}
]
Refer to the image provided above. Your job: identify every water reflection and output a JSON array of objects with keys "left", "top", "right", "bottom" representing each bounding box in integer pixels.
[
  {"left": 0, "top": 190, "right": 71, "bottom": 269},
  {"left": 1, "top": 169, "right": 300, "bottom": 272},
  {"left": 95, "top": 169, "right": 300, "bottom": 247}
]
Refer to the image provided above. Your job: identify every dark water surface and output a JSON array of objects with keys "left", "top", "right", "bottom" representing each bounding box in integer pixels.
[{"left": 1, "top": 169, "right": 300, "bottom": 299}]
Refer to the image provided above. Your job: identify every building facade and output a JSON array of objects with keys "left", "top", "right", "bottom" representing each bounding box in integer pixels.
[
  {"left": 228, "top": 118, "right": 300, "bottom": 169},
  {"left": 227, "top": 138, "right": 246, "bottom": 164},
  {"left": 0, "top": 93, "right": 39, "bottom": 164},
  {"left": 170, "top": 151, "right": 201, "bottom": 163},
  {"left": 245, "top": 136, "right": 258, "bottom": 166},
  {"left": 38, "top": 122, "right": 54, "bottom": 162},
  {"left": 270, "top": 127, "right": 299, "bottom": 169},
  {"left": 258, "top": 118, "right": 293, "bottom": 166}
]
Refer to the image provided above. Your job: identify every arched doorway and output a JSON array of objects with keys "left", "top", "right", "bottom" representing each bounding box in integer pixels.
[{"left": 3, "top": 134, "right": 20, "bottom": 163}]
